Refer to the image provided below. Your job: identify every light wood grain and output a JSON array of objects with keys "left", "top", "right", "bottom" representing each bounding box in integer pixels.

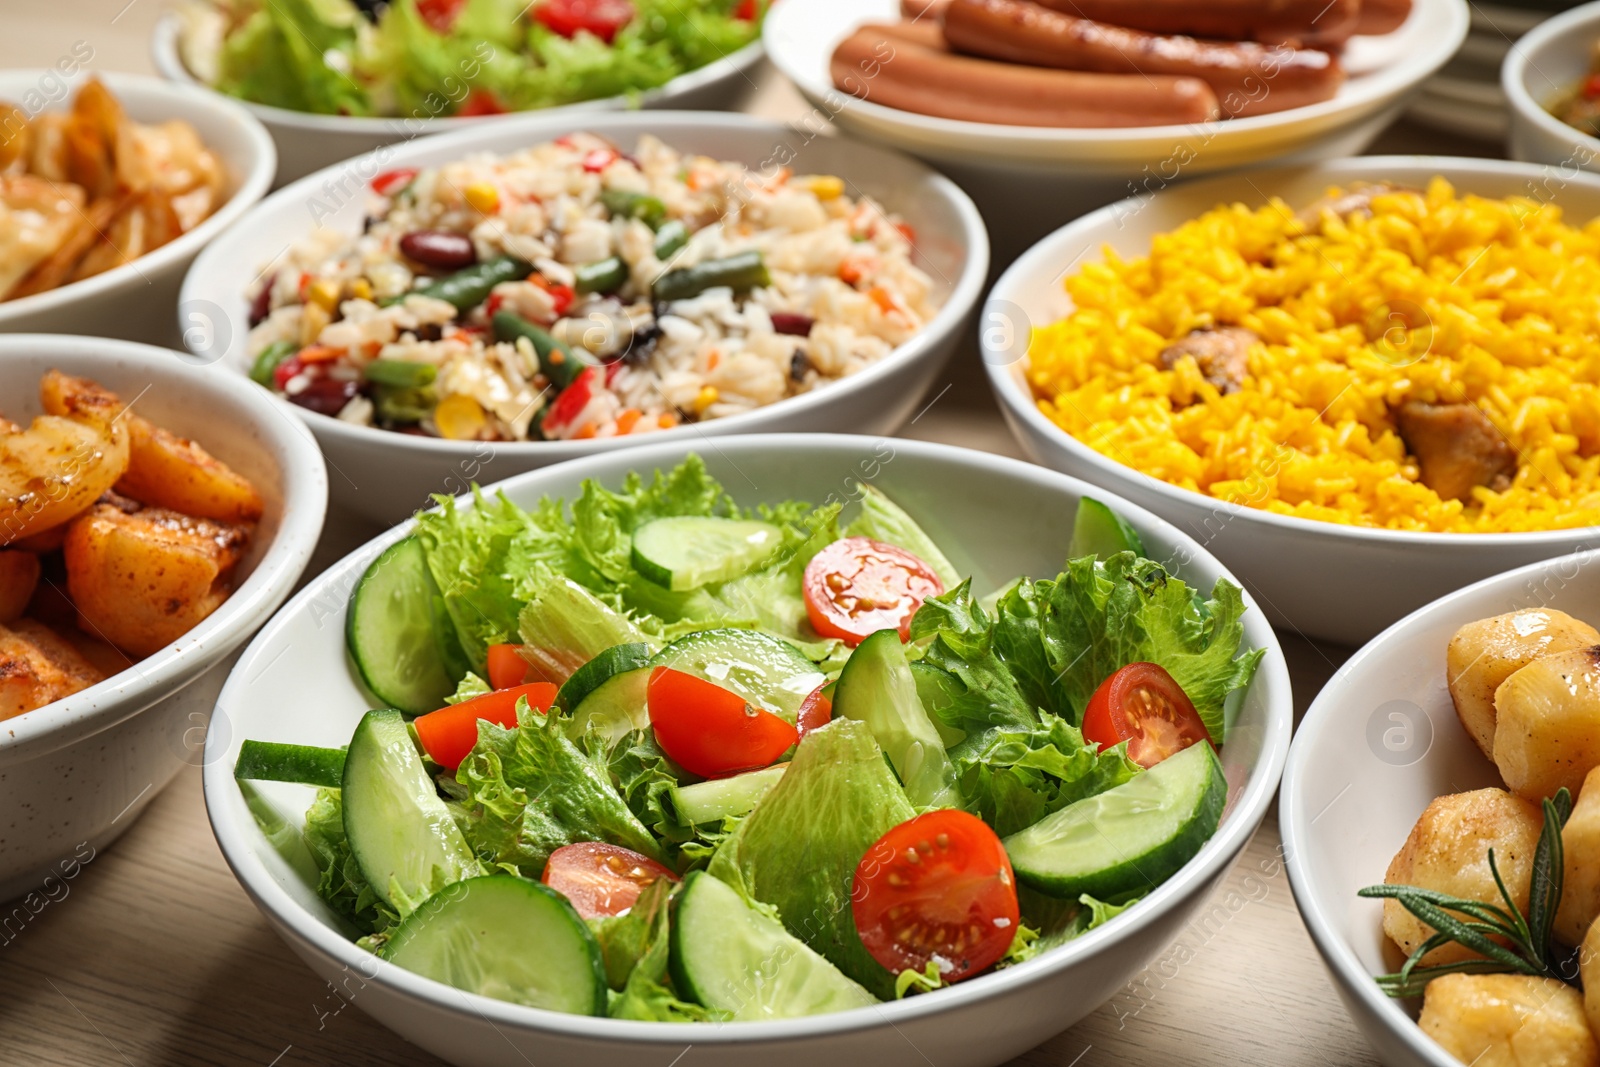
[{"left": 0, "top": 6, "right": 1463, "bottom": 1063}]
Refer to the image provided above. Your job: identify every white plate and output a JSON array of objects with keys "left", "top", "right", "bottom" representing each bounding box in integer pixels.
[{"left": 205, "top": 433, "right": 1291, "bottom": 1067}]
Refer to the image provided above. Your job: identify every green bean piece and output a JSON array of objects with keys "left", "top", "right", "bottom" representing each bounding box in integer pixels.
[
  {"left": 373, "top": 383, "right": 437, "bottom": 425},
  {"left": 248, "top": 341, "right": 297, "bottom": 388},
  {"left": 492, "top": 310, "right": 591, "bottom": 390},
  {"left": 397, "top": 256, "right": 531, "bottom": 311},
  {"left": 364, "top": 359, "right": 438, "bottom": 388},
  {"left": 653, "top": 251, "right": 771, "bottom": 303},
  {"left": 575, "top": 256, "right": 630, "bottom": 295},
  {"left": 653, "top": 220, "right": 689, "bottom": 261},
  {"left": 600, "top": 188, "right": 668, "bottom": 229}
]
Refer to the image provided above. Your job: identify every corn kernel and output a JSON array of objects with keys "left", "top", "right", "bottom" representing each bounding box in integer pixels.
[
  {"left": 692, "top": 386, "right": 719, "bottom": 415},
  {"left": 434, "top": 393, "right": 487, "bottom": 440},
  {"left": 306, "top": 277, "right": 342, "bottom": 313},
  {"left": 805, "top": 175, "right": 845, "bottom": 201},
  {"left": 464, "top": 182, "right": 500, "bottom": 214},
  {"left": 349, "top": 278, "right": 373, "bottom": 301},
  {"left": 299, "top": 301, "right": 331, "bottom": 346}
]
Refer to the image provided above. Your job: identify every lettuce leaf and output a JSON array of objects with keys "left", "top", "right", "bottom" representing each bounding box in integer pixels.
[
  {"left": 517, "top": 567, "right": 652, "bottom": 683},
  {"left": 589, "top": 880, "right": 723, "bottom": 1021},
  {"left": 216, "top": 0, "right": 371, "bottom": 115},
  {"left": 707, "top": 719, "right": 913, "bottom": 999},
  {"left": 955, "top": 714, "right": 1140, "bottom": 838},
  {"left": 302, "top": 788, "right": 396, "bottom": 935}
]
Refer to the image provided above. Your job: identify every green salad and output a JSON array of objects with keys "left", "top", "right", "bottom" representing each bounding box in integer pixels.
[
  {"left": 236, "top": 456, "right": 1263, "bottom": 1020},
  {"left": 174, "top": 0, "right": 764, "bottom": 118}
]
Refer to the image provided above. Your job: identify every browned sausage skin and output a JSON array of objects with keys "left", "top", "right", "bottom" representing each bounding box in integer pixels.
[
  {"left": 942, "top": 0, "right": 1343, "bottom": 116},
  {"left": 900, "top": 0, "right": 952, "bottom": 19},
  {"left": 1030, "top": 0, "right": 1359, "bottom": 44},
  {"left": 1356, "top": 0, "right": 1412, "bottom": 34},
  {"left": 830, "top": 26, "right": 1221, "bottom": 127}
]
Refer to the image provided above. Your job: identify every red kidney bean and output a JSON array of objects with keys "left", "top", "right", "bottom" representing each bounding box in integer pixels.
[
  {"left": 288, "top": 378, "right": 359, "bottom": 417},
  {"left": 400, "top": 231, "right": 477, "bottom": 271},
  {"left": 771, "top": 312, "right": 815, "bottom": 336},
  {"left": 249, "top": 272, "right": 276, "bottom": 327}
]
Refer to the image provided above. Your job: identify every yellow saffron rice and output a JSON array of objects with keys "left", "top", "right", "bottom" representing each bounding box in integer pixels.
[{"left": 1027, "top": 178, "right": 1600, "bottom": 533}]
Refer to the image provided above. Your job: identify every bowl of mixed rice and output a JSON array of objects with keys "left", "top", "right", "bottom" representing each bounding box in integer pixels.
[
  {"left": 182, "top": 111, "right": 988, "bottom": 524},
  {"left": 984, "top": 157, "right": 1600, "bottom": 646}
]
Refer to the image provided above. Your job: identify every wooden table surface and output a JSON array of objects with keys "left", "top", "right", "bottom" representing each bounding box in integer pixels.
[{"left": 0, "top": 6, "right": 1508, "bottom": 1064}]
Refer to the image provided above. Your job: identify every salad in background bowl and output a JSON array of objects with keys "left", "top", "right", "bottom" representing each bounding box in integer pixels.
[{"left": 205, "top": 434, "right": 1290, "bottom": 1067}]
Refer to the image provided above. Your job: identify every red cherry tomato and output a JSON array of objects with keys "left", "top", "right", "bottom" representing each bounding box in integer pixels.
[
  {"left": 486, "top": 643, "right": 530, "bottom": 690},
  {"left": 456, "top": 89, "right": 507, "bottom": 116},
  {"left": 733, "top": 0, "right": 759, "bottom": 17},
  {"left": 1081, "top": 662, "right": 1210, "bottom": 768},
  {"left": 541, "top": 841, "right": 678, "bottom": 918},
  {"left": 413, "top": 681, "right": 558, "bottom": 771},
  {"left": 796, "top": 683, "right": 831, "bottom": 739},
  {"left": 802, "top": 537, "right": 943, "bottom": 646},
  {"left": 646, "top": 667, "right": 797, "bottom": 779},
  {"left": 852, "top": 810, "right": 1019, "bottom": 982},
  {"left": 534, "top": 0, "right": 636, "bottom": 43},
  {"left": 416, "top": 0, "right": 467, "bottom": 31}
]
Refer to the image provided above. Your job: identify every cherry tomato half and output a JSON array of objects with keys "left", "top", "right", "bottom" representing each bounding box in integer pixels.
[
  {"left": 416, "top": 0, "right": 467, "bottom": 32},
  {"left": 413, "top": 681, "right": 558, "bottom": 771},
  {"left": 796, "top": 682, "right": 832, "bottom": 740},
  {"left": 852, "top": 810, "right": 1019, "bottom": 982},
  {"left": 1081, "top": 662, "right": 1209, "bottom": 768},
  {"left": 542, "top": 841, "right": 677, "bottom": 919},
  {"left": 646, "top": 667, "right": 797, "bottom": 779},
  {"left": 802, "top": 536, "right": 943, "bottom": 646},
  {"left": 455, "top": 89, "right": 507, "bottom": 116},
  {"left": 533, "top": 0, "right": 636, "bottom": 43},
  {"left": 486, "top": 643, "right": 530, "bottom": 690}
]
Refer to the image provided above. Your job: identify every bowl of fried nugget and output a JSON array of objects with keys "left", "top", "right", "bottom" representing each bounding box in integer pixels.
[
  {"left": 0, "top": 70, "right": 274, "bottom": 347},
  {"left": 0, "top": 335, "right": 325, "bottom": 901}
]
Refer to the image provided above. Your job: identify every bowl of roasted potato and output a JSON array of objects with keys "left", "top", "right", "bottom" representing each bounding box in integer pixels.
[
  {"left": 0, "top": 69, "right": 274, "bottom": 346},
  {"left": 1282, "top": 549, "right": 1600, "bottom": 1067},
  {"left": 0, "top": 334, "right": 326, "bottom": 901}
]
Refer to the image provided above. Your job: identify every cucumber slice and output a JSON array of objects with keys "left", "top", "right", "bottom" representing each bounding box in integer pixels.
[
  {"left": 631, "top": 516, "right": 784, "bottom": 591},
  {"left": 234, "top": 740, "right": 345, "bottom": 787},
  {"left": 342, "top": 709, "right": 482, "bottom": 913},
  {"left": 556, "top": 643, "right": 653, "bottom": 742},
  {"left": 908, "top": 661, "right": 968, "bottom": 748},
  {"left": 670, "top": 765, "right": 787, "bottom": 826},
  {"left": 347, "top": 537, "right": 461, "bottom": 715},
  {"left": 1004, "top": 742, "right": 1225, "bottom": 900},
  {"left": 384, "top": 874, "right": 606, "bottom": 1015},
  {"left": 1068, "top": 497, "right": 1145, "bottom": 561},
  {"left": 670, "top": 871, "right": 877, "bottom": 1019},
  {"left": 833, "top": 630, "right": 956, "bottom": 808},
  {"left": 650, "top": 628, "right": 824, "bottom": 721}
]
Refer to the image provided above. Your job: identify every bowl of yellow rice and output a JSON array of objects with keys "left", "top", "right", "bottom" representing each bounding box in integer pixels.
[{"left": 983, "top": 157, "right": 1600, "bottom": 646}]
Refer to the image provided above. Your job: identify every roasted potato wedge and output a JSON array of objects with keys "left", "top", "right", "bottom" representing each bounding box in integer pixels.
[
  {"left": 0, "top": 618, "right": 106, "bottom": 720},
  {"left": 64, "top": 501, "right": 249, "bottom": 657},
  {"left": 1419, "top": 974, "right": 1598, "bottom": 1067},
  {"left": 115, "top": 413, "right": 263, "bottom": 523},
  {"left": 1447, "top": 609, "right": 1600, "bottom": 761},
  {"left": 1493, "top": 646, "right": 1600, "bottom": 801},
  {"left": 0, "top": 413, "right": 128, "bottom": 545},
  {"left": 1383, "top": 788, "right": 1543, "bottom": 966},
  {"left": 0, "top": 550, "right": 39, "bottom": 624},
  {"left": 1560, "top": 766, "right": 1600, "bottom": 946}
]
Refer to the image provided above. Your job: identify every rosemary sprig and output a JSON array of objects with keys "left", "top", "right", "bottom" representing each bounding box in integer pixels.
[{"left": 1358, "top": 788, "right": 1573, "bottom": 999}]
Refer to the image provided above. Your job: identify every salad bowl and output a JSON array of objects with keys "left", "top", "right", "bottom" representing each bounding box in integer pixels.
[
  {"left": 150, "top": 12, "right": 766, "bottom": 185},
  {"left": 1504, "top": 0, "right": 1600, "bottom": 171},
  {"left": 983, "top": 156, "right": 1600, "bottom": 647},
  {"left": 0, "top": 335, "right": 326, "bottom": 902},
  {"left": 1280, "top": 549, "right": 1600, "bottom": 1067},
  {"left": 181, "top": 111, "right": 988, "bottom": 528},
  {"left": 205, "top": 433, "right": 1291, "bottom": 1067}
]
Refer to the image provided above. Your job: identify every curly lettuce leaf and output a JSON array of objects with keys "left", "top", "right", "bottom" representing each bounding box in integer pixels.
[
  {"left": 955, "top": 714, "right": 1140, "bottom": 838},
  {"left": 302, "top": 788, "right": 397, "bottom": 935},
  {"left": 216, "top": 0, "right": 371, "bottom": 115},
  {"left": 517, "top": 567, "right": 653, "bottom": 683}
]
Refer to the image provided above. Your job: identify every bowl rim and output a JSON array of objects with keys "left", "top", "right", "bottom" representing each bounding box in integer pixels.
[
  {"left": 1276, "top": 548, "right": 1598, "bottom": 1067},
  {"left": 0, "top": 69, "right": 276, "bottom": 325},
  {"left": 982, "top": 153, "right": 1600, "bottom": 550},
  {"left": 1501, "top": 0, "right": 1600, "bottom": 161},
  {"left": 179, "top": 109, "right": 991, "bottom": 461},
  {"left": 0, "top": 334, "right": 329, "bottom": 766},
  {"left": 762, "top": 0, "right": 1469, "bottom": 147},
  {"left": 203, "top": 431, "right": 1294, "bottom": 1046},
  {"left": 149, "top": 11, "right": 767, "bottom": 134}
]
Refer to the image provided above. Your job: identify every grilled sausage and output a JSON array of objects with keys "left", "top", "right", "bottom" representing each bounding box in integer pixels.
[
  {"left": 900, "top": 0, "right": 951, "bottom": 19},
  {"left": 1030, "top": 0, "right": 1359, "bottom": 45},
  {"left": 943, "top": 0, "right": 1343, "bottom": 117},
  {"left": 1356, "top": 0, "right": 1412, "bottom": 34},
  {"left": 830, "top": 26, "right": 1220, "bottom": 127}
]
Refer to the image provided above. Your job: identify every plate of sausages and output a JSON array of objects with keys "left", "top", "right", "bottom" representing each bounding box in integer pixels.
[{"left": 764, "top": 0, "right": 1468, "bottom": 166}]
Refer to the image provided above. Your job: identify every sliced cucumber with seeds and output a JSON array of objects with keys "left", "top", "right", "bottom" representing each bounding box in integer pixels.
[
  {"left": 1068, "top": 497, "right": 1145, "bottom": 561},
  {"left": 670, "top": 765, "right": 787, "bottom": 826},
  {"left": 342, "top": 709, "right": 481, "bottom": 914},
  {"left": 650, "top": 628, "right": 823, "bottom": 721},
  {"left": 383, "top": 875, "right": 606, "bottom": 1015},
  {"left": 347, "top": 537, "right": 462, "bottom": 716},
  {"left": 1004, "top": 741, "right": 1225, "bottom": 901},
  {"left": 670, "top": 871, "right": 877, "bottom": 1019},
  {"left": 557, "top": 642, "right": 653, "bottom": 742},
  {"left": 631, "top": 516, "right": 784, "bottom": 591}
]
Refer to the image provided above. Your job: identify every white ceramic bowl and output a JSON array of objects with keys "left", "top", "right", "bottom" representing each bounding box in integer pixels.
[
  {"left": 1504, "top": 1, "right": 1600, "bottom": 169},
  {"left": 204, "top": 433, "right": 1292, "bottom": 1067},
  {"left": 0, "top": 335, "right": 326, "bottom": 903},
  {"left": 764, "top": 0, "right": 1468, "bottom": 255},
  {"left": 0, "top": 70, "right": 274, "bottom": 348},
  {"left": 151, "top": 13, "right": 767, "bottom": 185},
  {"left": 180, "top": 111, "right": 989, "bottom": 527},
  {"left": 1279, "top": 549, "right": 1600, "bottom": 1067},
  {"left": 982, "top": 155, "right": 1600, "bottom": 648}
]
